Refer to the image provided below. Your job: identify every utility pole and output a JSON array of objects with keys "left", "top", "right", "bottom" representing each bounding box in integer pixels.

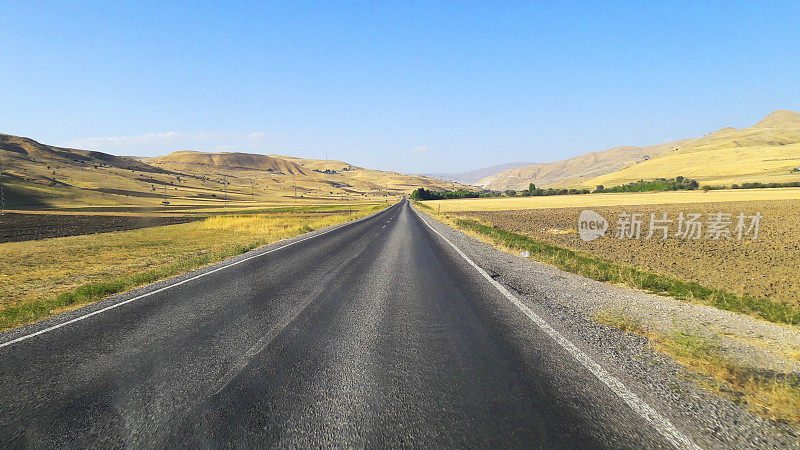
[{"left": 294, "top": 184, "right": 297, "bottom": 200}]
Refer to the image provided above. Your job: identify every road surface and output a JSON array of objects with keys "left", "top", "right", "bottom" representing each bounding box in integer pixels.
[{"left": 0, "top": 200, "right": 689, "bottom": 448}]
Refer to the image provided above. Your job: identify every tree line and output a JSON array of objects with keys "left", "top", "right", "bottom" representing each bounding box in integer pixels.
[{"left": 412, "top": 174, "right": 800, "bottom": 201}]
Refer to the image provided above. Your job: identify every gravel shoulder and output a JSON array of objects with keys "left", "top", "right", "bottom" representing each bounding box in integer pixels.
[{"left": 416, "top": 205, "right": 799, "bottom": 448}]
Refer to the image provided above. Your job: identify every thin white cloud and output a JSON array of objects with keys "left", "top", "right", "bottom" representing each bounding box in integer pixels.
[
  {"left": 411, "top": 145, "right": 432, "bottom": 155},
  {"left": 60, "top": 131, "right": 274, "bottom": 156}
]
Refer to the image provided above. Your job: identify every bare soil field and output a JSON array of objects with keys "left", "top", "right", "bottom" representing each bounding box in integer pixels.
[
  {"left": 453, "top": 199, "right": 800, "bottom": 308},
  {"left": 0, "top": 213, "right": 202, "bottom": 243}
]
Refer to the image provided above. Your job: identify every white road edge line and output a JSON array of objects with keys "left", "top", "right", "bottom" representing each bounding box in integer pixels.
[
  {"left": 412, "top": 206, "right": 700, "bottom": 450},
  {"left": 0, "top": 203, "right": 397, "bottom": 350}
]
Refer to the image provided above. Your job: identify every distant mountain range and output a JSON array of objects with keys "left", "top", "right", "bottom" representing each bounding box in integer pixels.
[
  {"left": 0, "top": 134, "right": 467, "bottom": 209},
  {"left": 474, "top": 140, "right": 694, "bottom": 190},
  {"left": 439, "top": 109, "right": 800, "bottom": 191},
  {"left": 421, "top": 162, "right": 533, "bottom": 185}
]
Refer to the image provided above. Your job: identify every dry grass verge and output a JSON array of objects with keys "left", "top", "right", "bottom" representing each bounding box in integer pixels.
[
  {"left": 0, "top": 204, "right": 384, "bottom": 330},
  {"left": 594, "top": 310, "right": 800, "bottom": 424}
]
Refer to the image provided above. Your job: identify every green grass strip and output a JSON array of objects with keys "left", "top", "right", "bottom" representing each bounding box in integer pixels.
[
  {"left": 454, "top": 218, "right": 800, "bottom": 326},
  {"left": 412, "top": 200, "right": 433, "bottom": 210}
]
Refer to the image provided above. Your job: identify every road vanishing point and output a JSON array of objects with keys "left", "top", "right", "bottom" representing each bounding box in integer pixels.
[{"left": 0, "top": 200, "right": 697, "bottom": 448}]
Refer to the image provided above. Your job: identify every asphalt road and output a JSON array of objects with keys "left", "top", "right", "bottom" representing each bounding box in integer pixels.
[{"left": 0, "top": 200, "right": 690, "bottom": 448}]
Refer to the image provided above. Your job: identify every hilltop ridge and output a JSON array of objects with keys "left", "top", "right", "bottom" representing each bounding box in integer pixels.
[
  {"left": 0, "top": 133, "right": 167, "bottom": 174},
  {"left": 479, "top": 109, "right": 800, "bottom": 190},
  {"left": 154, "top": 151, "right": 307, "bottom": 175},
  {"left": 753, "top": 109, "right": 800, "bottom": 128}
]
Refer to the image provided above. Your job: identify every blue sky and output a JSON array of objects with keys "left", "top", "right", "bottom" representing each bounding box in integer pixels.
[{"left": 2, "top": 1, "right": 799, "bottom": 173}]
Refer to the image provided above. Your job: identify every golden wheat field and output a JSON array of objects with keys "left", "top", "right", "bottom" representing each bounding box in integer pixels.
[
  {"left": 426, "top": 187, "right": 800, "bottom": 212},
  {"left": 450, "top": 198, "right": 800, "bottom": 307}
]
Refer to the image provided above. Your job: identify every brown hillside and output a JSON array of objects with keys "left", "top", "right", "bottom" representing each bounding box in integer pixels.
[
  {"left": 0, "top": 133, "right": 164, "bottom": 173},
  {"left": 155, "top": 151, "right": 307, "bottom": 175},
  {"left": 477, "top": 139, "right": 696, "bottom": 190},
  {"left": 479, "top": 109, "right": 800, "bottom": 191},
  {"left": 588, "top": 110, "right": 800, "bottom": 187}
]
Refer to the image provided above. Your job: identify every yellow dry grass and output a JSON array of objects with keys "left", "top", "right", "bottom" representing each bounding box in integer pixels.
[
  {"left": 594, "top": 310, "right": 800, "bottom": 424},
  {"left": 425, "top": 187, "right": 800, "bottom": 212},
  {"left": 200, "top": 212, "right": 360, "bottom": 236},
  {"left": 0, "top": 204, "right": 383, "bottom": 328},
  {"left": 657, "top": 332, "right": 800, "bottom": 424}
]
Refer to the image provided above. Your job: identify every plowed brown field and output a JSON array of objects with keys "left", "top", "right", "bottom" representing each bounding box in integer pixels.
[{"left": 453, "top": 199, "right": 800, "bottom": 307}]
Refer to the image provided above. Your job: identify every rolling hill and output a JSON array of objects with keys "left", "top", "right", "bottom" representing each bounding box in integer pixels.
[
  {"left": 478, "top": 109, "right": 800, "bottom": 191},
  {"left": 153, "top": 151, "right": 307, "bottom": 175},
  {"left": 477, "top": 139, "right": 696, "bottom": 190},
  {"left": 586, "top": 110, "right": 800, "bottom": 188},
  {"left": 0, "top": 133, "right": 468, "bottom": 210}
]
